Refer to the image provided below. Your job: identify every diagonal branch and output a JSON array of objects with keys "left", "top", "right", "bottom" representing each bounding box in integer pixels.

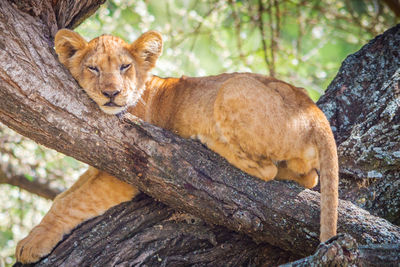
[
  {"left": 0, "top": 168, "right": 62, "bottom": 200},
  {"left": 383, "top": 0, "right": 400, "bottom": 18}
]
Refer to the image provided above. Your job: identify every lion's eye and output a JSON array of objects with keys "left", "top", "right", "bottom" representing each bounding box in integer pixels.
[
  {"left": 88, "top": 66, "right": 99, "bottom": 73},
  {"left": 120, "top": 64, "right": 131, "bottom": 72}
]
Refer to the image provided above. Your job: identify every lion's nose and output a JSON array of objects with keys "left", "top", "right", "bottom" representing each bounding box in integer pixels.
[{"left": 102, "top": 90, "right": 120, "bottom": 98}]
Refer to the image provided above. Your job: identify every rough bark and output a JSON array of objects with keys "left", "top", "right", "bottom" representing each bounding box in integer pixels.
[
  {"left": 282, "top": 234, "right": 400, "bottom": 267},
  {"left": 1, "top": 0, "right": 400, "bottom": 265},
  {"left": 317, "top": 24, "right": 400, "bottom": 225},
  {"left": 17, "top": 194, "right": 298, "bottom": 267},
  {"left": 8, "top": 0, "right": 105, "bottom": 38}
]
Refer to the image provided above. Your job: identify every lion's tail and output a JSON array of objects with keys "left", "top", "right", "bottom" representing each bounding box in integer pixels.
[{"left": 316, "top": 126, "right": 339, "bottom": 242}]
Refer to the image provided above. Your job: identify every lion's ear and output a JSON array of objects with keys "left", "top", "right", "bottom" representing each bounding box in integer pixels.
[
  {"left": 55, "top": 29, "right": 87, "bottom": 66},
  {"left": 130, "top": 31, "right": 163, "bottom": 70}
]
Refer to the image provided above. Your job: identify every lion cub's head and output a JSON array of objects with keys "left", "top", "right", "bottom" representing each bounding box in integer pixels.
[{"left": 55, "top": 29, "right": 162, "bottom": 114}]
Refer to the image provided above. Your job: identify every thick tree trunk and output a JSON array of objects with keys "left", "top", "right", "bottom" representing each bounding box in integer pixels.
[
  {"left": 19, "top": 194, "right": 299, "bottom": 267},
  {"left": 1, "top": 0, "right": 400, "bottom": 265},
  {"left": 317, "top": 24, "right": 400, "bottom": 225},
  {"left": 15, "top": 197, "right": 400, "bottom": 267},
  {"left": 22, "top": 197, "right": 400, "bottom": 267}
]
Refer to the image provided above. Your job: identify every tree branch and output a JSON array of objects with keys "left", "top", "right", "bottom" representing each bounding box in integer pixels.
[
  {"left": 317, "top": 24, "right": 400, "bottom": 225},
  {"left": 21, "top": 194, "right": 299, "bottom": 266},
  {"left": 257, "top": 0, "right": 273, "bottom": 76},
  {"left": 382, "top": 0, "right": 400, "bottom": 18},
  {"left": 282, "top": 234, "right": 400, "bottom": 266},
  {"left": 8, "top": 0, "right": 105, "bottom": 38},
  {"left": 0, "top": 168, "right": 62, "bottom": 200},
  {"left": 53, "top": 0, "right": 106, "bottom": 33}
]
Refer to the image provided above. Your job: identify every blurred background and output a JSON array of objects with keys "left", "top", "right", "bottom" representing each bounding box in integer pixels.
[{"left": 0, "top": 0, "right": 398, "bottom": 265}]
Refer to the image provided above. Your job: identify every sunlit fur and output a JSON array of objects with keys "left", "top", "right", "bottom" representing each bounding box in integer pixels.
[
  {"left": 54, "top": 30, "right": 162, "bottom": 115},
  {"left": 16, "top": 29, "right": 339, "bottom": 264}
]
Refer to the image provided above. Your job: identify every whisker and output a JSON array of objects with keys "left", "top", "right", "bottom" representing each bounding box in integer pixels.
[{"left": 139, "top": 96, "right": 146, "bottom": 106}]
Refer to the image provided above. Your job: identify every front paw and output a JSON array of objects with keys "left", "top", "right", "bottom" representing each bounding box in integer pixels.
[{"left": 16, "top": 226, "right": 62, "bottom": 264}]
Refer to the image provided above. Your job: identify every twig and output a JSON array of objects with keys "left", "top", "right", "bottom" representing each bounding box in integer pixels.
[{"left": 257, "top": 0, "right": 273, "bottom": 76}]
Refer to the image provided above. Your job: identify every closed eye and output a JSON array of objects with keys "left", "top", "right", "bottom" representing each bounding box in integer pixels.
[
  {"left": 88, "top": 66, "right": 99, "bottom": 73},
  {"left": 120, "top": 64, "right": 131, "bottom": 72}
]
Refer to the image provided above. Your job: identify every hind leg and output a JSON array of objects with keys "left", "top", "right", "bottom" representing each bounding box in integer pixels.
[
  {"left": 231, "top": 155, "right": 278, "bottom": 182},
  {"left": 255, "top": 158, "right": 278, "bottom": 182},
  {"left": 277, "top": 160, "right": 318, "bottom": 189},
  {"left": 300, "top": 169, "right": 319, "bottom": 188},
  {"left": 211, "top": 76, "right": 283, "bottom": 182},
  {"left": 286, "top": 158, "right": 313, "bottom": 174},
  {"left": 206, "top": 140, "right": 278, "bottom": 181}
]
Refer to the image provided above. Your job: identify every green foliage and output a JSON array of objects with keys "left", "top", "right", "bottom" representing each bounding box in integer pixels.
[
  {"left": 0, "top": 229, "right": 13, "bottom": 248},
  {"left": 23, "top": 174, "right": 33, "bottom": 182}
]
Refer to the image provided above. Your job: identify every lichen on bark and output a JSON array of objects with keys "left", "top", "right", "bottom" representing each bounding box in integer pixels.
[{"left": 317, "top": 24, "right": 400, "bottom": 225}]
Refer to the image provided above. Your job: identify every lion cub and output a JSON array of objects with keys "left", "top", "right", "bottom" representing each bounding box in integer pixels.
[{"left": 16, "top": 29, "right": 338, "bottom": 263}]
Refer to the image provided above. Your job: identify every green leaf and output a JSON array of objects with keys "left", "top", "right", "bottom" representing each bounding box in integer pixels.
[{"left": 23, "top": 174, "right": 33, "bottom": 181}]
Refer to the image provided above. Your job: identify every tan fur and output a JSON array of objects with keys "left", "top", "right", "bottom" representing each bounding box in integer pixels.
[
  {"left": 16, "top": 167, "right": 138, "bottom": 263},
  {"left": 16, "top": 29, "right": 338, "bottom": 263}
]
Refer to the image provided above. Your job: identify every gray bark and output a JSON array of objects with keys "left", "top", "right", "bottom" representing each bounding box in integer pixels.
[
  {"left": 26, "top": 194, "right": 299, "bottom": 267},
  {"left": 317, "top": 24, "right": 400, "bottom": 225},
  {"left": 282, "top": 234, "right": 400, "bottom": 266}
]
